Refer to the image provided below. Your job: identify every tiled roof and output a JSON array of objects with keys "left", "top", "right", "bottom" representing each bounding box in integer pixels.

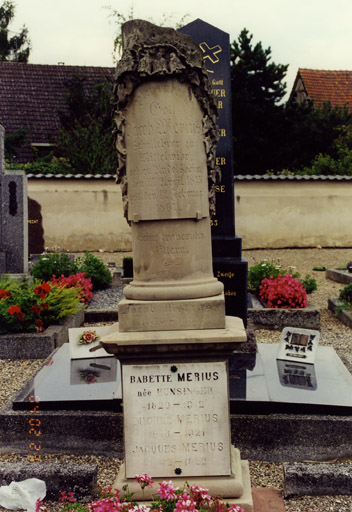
[
  {"left": 294, "top": 68, "right": 352, "bottom": 108},
  {"left": 0, "top": 62, "right": 114, "bottom": 162}
]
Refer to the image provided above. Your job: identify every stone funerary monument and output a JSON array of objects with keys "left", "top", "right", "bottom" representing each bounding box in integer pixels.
[
  {"left": 0, "top": 124, "right": 28, "bottom": 275},
  {"left": 99, "top": 20, "right": 253, "bottom": 511}
]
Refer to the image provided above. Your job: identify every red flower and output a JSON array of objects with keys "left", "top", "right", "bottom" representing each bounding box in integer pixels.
[
  {"left": 8, "top": 304, "right": 21, "bottom": 315},
  {"left": 14, "top": 312, "right": 26, "bottom": 322},
  {"left": 35, "top": 319, "right": 44, "bottom": 332},
  {"left": 0, "top": 289, "right": 12, "bottom": 300},
  {"left": 34, "top": 282, "right": 51, "bottom": 299},
  {"left": 41, "top": 303, "right": 49, "bottom": 311},
  {"left": 30, "top": 305, "right": 41, "bottom": 315}
]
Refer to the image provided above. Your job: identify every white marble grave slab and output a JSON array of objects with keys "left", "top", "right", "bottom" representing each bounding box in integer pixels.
[{"left": 122, "top": 361, "right": 231, "bottom": 478}]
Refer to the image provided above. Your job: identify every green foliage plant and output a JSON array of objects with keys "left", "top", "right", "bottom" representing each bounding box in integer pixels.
[
  {"left": 30, "top": 254, "right": 78, "bottom": 282},
  {"left": 248, "top": 261, "right": 317, "bottom": 295},
  {"left": 248, "top": 261, "right": 282, "bottom": 292},
  {"left": 31, "top": 252, "right": 111, "bottom": 290},
  {"left": 299, "top": 274, "right": 318, "bottom": 294},
  {"left": 74, "top": 252, "right": 112, "bottom": 290},
  {"left": 0, "top": 277, "right": 83, "bottom": 334},
  {"left": 339, "top": 283, "right": 352, "bottom": 304}
]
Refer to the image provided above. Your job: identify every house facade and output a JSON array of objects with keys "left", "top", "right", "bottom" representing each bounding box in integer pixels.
[
  {"left": 0, "top": 62, "right": 114, "bottom": 162},
  {"left": 290, "top": 68, "right": 352, "bottom": 109}
]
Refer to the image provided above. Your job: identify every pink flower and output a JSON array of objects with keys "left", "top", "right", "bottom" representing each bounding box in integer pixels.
[
  {"left": 135, "top": 473, "right": 154, "bottom": 489},
  {"left": 158, "top": 480, "right": 178, "bottom": 501},
  {"left": 259, "top": 274, "right": 307, "bottom": 309},
  {"left": 227, "top": 506, "right": 245, "bottom": 512},
  {"left": 83, "top": 330, "right": 97, "bottom": 343},
  {"left": 189, "top": 484, "right": 211, "bottom": 504},
  {"left": 174, "top": 490, "right": 196, "bottom": 512}
]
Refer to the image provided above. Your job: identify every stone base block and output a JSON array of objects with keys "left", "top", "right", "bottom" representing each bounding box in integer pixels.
[
  {"left": 118, "top": 294, "right": 225, "bottom": 332},
  {"left": 113, "top": 446, "right": 253, "bottom": 510},
  {"left": 99, "top": 315, "right": 247, "bottom": 359}
]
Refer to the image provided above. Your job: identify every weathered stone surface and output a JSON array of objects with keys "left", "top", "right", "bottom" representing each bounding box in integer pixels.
[
  {"left": 284, "top": 462, "right": 352, "bottom": 497},
  {"left": 123, "top": 360, "right": 231, "bottom": 478},
  {"left": 247, "top": 303, "right": 320, "bottom": 330},
  {"left": 100, "top": 315, "right": 247, "bottom": 359},
  {"left": 114, "top": 447, "right": 245, "bottom": 499},
  {"left": 0, "top": 462, "right": 97, "bottom": 501},
  {"left": 118, "top": 294, "right": 225, "bottom": 331}
]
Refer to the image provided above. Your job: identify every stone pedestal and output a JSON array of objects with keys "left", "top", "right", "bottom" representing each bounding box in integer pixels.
[{"left": 103, "top": 19, "right": 253, "bottom": 511}]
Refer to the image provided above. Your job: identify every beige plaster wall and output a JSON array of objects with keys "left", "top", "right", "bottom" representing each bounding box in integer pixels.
[
  {"left": 27, "top": 178, "right": 352, "bottom": 251},
  {"left": 234, "top": 180, "right": 352, "bottom": 249},
  {"left": 28, "top": 179, "right": 132, "bottom": 252}
]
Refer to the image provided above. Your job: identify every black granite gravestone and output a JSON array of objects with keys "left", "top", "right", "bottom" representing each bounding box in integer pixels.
[
  {"left": 28, "top": 197, "right": 45, "bottom": 255},
  {"left": 179, "top": 20, "right": 248, "bottom": 324},
  {"left": 0, "top": 124, "right": 28, "bottom": 274}
]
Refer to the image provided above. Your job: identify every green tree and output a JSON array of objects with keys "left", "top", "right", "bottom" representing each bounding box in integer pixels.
[
  {"left": 230, "top": 28, "right": 288, "bottom": 174},
  {"left": 55, "top": 74, "right": 117, "bottom": 175},
  {"left": 0, "top": 0, "right": 30, "bottom": 62},
  {"left": 279, "top": 101, "right": 352, "bottom": 173}
]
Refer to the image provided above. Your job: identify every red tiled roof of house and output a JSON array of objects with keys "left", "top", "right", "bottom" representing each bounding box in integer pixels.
[
  {"left": 297, "top": 68, "right": 352, "bottom": 108},
  {"left": 0, "top": 62, "right": 114, "bottom": 162}
]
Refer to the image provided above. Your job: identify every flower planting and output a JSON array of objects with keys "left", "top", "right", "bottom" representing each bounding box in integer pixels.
[
  {"left": 259, "top": 274, "right": 308, "bottom": 309},
  {"left": 248, "top": 261, "right": 316, "bottom": 308},
  {"left": 35, "top": 476, "right": 324, "bottom": 512},
  {"left": 31, "top": 252, "right": 112, "bottom": 290},
  {"left": 37, "top": 476, "right": 246, "bottom": 512},
  {"left": 0, "top": 277, "right": 85, "bottom": 334},
  {"left": 50, "top": 272, "right": 93, "bottom": 304}
]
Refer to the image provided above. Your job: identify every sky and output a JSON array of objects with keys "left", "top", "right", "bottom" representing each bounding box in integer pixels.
[{"left": 10, "top": 0, "right": 352, "bottom": 99}]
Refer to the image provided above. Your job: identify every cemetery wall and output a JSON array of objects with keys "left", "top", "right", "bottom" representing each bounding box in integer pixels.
[{"left": 27, "top": 176, "right": 352, "bottom": 251}]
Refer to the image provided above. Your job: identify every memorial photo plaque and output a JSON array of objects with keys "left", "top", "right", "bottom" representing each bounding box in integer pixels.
[{"left": 122, "top": 361, "right": 231, "bottom": 478}]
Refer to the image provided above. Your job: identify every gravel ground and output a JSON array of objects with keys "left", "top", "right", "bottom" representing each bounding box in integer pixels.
[{"left": 1, "top": 247, "right": 352, "bottom": 511}]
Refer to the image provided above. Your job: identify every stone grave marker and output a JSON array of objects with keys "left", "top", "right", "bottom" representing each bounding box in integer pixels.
[
  {"left": 179, "top": 20, "right": 248, "bottom": 324},
  {"left": 0, "top": 124, "right": 28, "bottom": 274},
  {"left": 98, "top": 20, "right": 253, "bottom": 511}
]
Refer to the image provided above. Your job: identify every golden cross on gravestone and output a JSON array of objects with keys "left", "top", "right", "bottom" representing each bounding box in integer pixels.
[{"left": 199, "top": 42, "right": 222, "bottom": 72}]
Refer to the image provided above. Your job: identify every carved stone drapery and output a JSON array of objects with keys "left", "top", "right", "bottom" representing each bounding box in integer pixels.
[{"left": 112, "top": 19, "right": 221, "bottom": 223}]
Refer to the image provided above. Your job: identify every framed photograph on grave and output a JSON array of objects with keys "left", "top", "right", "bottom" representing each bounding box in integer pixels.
[
  {"left": 69, "top": 325, "right": 118, "bottom": 359},
  {"left": 276, "top": 327, "right": 320, "bottom": 364},
  {"left": 276, "top": 359, "right": 317, "bottom": 390}
]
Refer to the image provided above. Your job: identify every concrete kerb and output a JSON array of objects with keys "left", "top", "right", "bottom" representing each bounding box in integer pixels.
[
  {"left": 328, "top": 298, "right": 352, "bottom": 328},
  {"left": 0, "top": 462, "right": 98, "bottom": 502},
  {"left": 0, "top": 309, "right": 84, "bottom": 359},
  {"left": 284, "top": 462, "right": 352, "bottom": 497}
]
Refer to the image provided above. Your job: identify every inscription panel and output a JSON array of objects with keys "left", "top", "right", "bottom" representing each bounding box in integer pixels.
[
  {"left": 123, "top": 361, "right": 231, "bottom": 478},
  {"left": 126, "top": 79, "right": 209, "bottom": 221}
]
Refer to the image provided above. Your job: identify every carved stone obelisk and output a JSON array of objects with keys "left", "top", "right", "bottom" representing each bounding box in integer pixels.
[{"left": 100, "top": 20, "right": 252, "bottom": 511}]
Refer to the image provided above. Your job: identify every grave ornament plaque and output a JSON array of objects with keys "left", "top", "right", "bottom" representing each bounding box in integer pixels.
[{"left": 100, "top": 20, "right": 252, "bottom": 511}]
